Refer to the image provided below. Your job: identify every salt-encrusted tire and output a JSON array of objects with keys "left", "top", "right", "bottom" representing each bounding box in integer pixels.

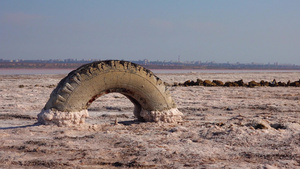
[{"left": 38, "top": 60, "right": 182, "bottom": 126}]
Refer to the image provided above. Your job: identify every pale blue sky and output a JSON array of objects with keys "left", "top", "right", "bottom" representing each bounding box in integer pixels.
[{"left": 1, "top": 0, "right": 300, "bottom": 64}]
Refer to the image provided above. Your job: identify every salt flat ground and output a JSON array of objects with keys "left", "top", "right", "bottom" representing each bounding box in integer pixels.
[{"left": 0, "top": 72, "right": 299, "bottom": 168}]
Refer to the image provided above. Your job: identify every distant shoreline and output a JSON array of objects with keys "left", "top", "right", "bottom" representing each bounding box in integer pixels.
[
  {"left": 1, "top": 60, "right": 300, "bottom": 70},
  {"left": 1, "top": 68, "right": 300, "bottom": 75},
  {"left": 1, "top": 63, "right": 300, "bottom": 70}
]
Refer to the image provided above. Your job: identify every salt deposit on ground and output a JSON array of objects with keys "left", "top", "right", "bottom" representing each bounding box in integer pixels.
[{"left": 0, "top": 72, "right": 299, "bottom": 168}]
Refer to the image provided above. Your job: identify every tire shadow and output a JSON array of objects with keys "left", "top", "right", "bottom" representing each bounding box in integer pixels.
[
  {"left": 0, "top": 122, "right": 41, "bottom": 130},
  {"left": 118, "top": 120, "right": 143, "bottom": 125}
]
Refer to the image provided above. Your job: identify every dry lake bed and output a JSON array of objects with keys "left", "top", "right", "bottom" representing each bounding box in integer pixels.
[{"left": 0, "top": 72, "right": 299, "bottom": 168}]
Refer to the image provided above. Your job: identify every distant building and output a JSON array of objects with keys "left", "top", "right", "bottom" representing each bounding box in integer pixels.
[{"left": 144, "top": 59, "right": 149, "bottom": 65}]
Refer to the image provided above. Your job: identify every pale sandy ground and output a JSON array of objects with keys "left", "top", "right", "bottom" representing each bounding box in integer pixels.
[{"left": 0, "top": 72, "right": 299, "bottom": 169}]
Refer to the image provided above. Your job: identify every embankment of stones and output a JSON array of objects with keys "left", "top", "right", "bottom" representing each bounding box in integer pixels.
[
  {"left": 173, "top": 79, "right": 300, "bottom": 87},
  {"left": 38, "top": 60, "right": 183, "bottom": 126}
]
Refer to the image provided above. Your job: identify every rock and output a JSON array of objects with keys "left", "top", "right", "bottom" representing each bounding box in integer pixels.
[
  {"left": 224, "top": 82, "right": 231, "bottom": 87},
  {"left": 183, "top": 80, "right": 191, "bottom": 86},
  {"left": 190, "top": 80, "right": 196, "bottom": 86},
  {"left": 195, "top": 79, "right": 203, "bottom": 86},
  {"left": 171, "top": 79, "right": 298, "bottom": 88},
  {"left": 18, "top": 85, "right": 25, "bottom": 88},
  {"left": 224, "top": 82, "right": 239, "bottom": 87},
  {"left": 277, "top": 81, "right": 286, "bottom": 86},
  {"left": 290, "top": 81, "right": 300, "bottom": 87},
  {"left": 213, "top": 80, "right": 224, "bottom": 86},
  {"left": 260, "top": 80, "right": 269, "bottom": 86},
  {"left": 203, "top": 80, "right": 216, "bottom": 87},
  {"left": 248, "top": 81, "right": 261, "bottom": 87},
  {"left": 224, "top": 82, "right": 234, "bottom": 87},
  {"left": 235, "top": 79, "right": 245, "bottom": 86},
  {"left": 226, "top": 107, "right": 234, "bottom": 111},
  {"left": 250, "top": 119, "right": 271, "bottom": 129},
  {"left": 184, "top": 80, "right": 195, "bottom": 86}
]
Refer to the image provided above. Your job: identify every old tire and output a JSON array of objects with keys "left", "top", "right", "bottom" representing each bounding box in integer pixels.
[{"left": 38, "top": 60, "right": 182, "bottom": 126}]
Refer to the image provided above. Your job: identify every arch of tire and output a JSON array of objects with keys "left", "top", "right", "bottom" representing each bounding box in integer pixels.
[{"left": 38, "top": 60, "right": 183, "bottom": 126}]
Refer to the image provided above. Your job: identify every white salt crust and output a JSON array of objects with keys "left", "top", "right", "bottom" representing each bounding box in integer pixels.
[
  {"left": 37, "top": 109, "right": 89, "bottom": 127},
  {"left": 38, "top": 108, "right": 183, "bottom": 126},
  {"left": 140, "top": 108, "right": 183, "bottom": 123}
]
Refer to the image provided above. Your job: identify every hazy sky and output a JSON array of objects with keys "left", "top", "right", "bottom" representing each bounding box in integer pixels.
[{"left": 1, "top": 0, "right": 300, "bottom": 64}]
